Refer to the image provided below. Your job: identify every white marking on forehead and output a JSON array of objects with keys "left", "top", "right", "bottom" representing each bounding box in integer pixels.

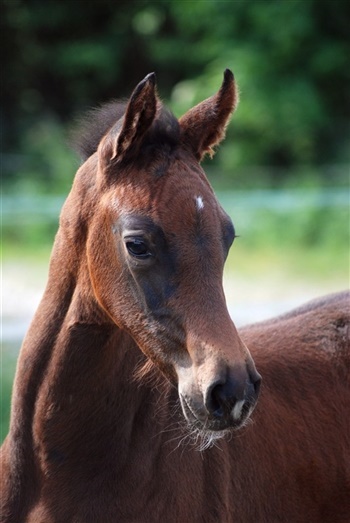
[{"left": 195, "top": 195, "right": 204, "bottom": 211}]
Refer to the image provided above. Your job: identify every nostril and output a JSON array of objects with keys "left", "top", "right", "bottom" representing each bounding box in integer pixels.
[
  {"left": 251, "top": 372, "right": 262, "bottom": 396},
  {"left": 204, "top": 371, "right": 261, "bottom": 422},
  {"left": 205, "top": 381, "right": 226, "bottom": 418},
  {"left": 254, "top": 378, "right": 261, "bottom": 396}
]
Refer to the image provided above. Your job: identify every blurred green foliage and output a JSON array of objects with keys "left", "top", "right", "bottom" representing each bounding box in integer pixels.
[{"left": 2, "top": 0, "right": 350, "bottom": 193}]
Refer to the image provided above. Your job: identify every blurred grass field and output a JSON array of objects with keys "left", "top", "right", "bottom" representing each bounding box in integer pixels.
[{"left": 1, "top": 188, "right": 349, "bottom": 443}]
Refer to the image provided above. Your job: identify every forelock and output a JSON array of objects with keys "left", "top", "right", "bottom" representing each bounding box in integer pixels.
[{"left": 71, "top": 100, "right": 180, "bottom": 163}]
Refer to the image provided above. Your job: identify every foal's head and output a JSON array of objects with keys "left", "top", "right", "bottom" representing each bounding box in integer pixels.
[{"left": 69, "top": 71, "right": 261, "bottom": 435}]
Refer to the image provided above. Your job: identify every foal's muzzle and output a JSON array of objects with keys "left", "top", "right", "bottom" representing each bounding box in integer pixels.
[
  {"left": 179, "top": 368, "right": 261, "bottom": 432},
  {"left": 205, "top": 372, "right": 261, "bottom": 430}
]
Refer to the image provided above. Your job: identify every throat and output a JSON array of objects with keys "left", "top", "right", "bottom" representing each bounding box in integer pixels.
[
  {"left": 32, "top": 323, "right": 172, "bottom": 482},
  {"left": 34, "top": 323, "right": 147, "bottom": 451},
  {"left": 11, "top": 280, "right": 163, "bottom": 470}
]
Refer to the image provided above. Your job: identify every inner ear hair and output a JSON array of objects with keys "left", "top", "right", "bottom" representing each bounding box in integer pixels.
[
  {"left": 99, "top": 73, "right": 158, "bottom": 168},
  {"left": 179, "top": 69, "right": 238, "bottom": 161}
]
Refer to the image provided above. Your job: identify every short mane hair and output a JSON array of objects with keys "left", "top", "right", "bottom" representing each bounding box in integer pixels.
[{"left": 72, "top": 100, "right": 180, "bottom": 162}]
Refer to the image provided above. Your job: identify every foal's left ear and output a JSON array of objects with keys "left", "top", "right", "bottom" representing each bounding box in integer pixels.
[
  {"left": 99, "top": 73, "right": 157, "bottom": 168},
  {"left": 179, "top": 69, "right": 238, "bottom": 161}
]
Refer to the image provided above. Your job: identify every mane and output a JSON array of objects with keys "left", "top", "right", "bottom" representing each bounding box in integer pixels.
[
  {"left": 71, "top": 100, "right": 180, "bottom": 162},
  {"left": 71, "top": 100, "right": 127, "bottom": 161}
]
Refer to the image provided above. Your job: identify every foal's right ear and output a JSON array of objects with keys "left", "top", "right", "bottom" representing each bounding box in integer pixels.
[{"left": 99, "top": 73, "right": 157, "bottom": 170}]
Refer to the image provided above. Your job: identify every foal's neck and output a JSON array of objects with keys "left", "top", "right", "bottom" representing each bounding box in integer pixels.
[
  {"left": 11, "top": 231, "right": 166, "bottom": 463},
  {"left": 5, "top": 237, "right": 174, "bottom": 519}
]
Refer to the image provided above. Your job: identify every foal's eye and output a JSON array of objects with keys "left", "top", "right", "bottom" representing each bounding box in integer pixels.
[
  {"left": 223, "top": 220, "right": 236, "bottom": 251},
  {"left": 126, "top": 239, "right": 151, "bottom": 259}
]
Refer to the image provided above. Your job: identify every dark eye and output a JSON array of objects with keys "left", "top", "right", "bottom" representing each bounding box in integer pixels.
[
  {"left": 223, "top": 220, "right": 236, "bottom": 250},
  {"left": 126, "top": 239, "right": 151, "bottom": 259}
]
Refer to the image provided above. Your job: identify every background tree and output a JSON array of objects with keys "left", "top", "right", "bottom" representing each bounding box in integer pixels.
[{"left": 2, "top": 0, "right": 350, "bottom": 191}]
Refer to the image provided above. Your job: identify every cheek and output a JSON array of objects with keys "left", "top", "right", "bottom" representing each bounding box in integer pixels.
[
  {"left": 137, "top": 271, "right": 177, "bottom": 311},
  {"left": 87, "top": 219, "right": 179, "bottom": 330},
  {"left": 86, "top": 231, "right": 157, "bottom": 332},
  {"left": 86, "top": 227, "right": 129, "bottom": 321}
]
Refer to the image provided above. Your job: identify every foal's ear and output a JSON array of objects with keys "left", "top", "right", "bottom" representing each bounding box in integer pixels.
[
  {"left": 179, "top": 69, "right": 238, "bottom": 161},
  {"left": 99, "top": 73, "right": 157, "bottom": 167}
]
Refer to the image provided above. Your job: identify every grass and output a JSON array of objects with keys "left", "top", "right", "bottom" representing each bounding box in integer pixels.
[{"left": 226, "top": 241, "right": 348, "bottom": 284}]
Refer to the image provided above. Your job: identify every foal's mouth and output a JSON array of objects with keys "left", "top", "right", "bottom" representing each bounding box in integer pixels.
[{"left": 179, "top": 394, "right": 255, "bottom": 433}]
